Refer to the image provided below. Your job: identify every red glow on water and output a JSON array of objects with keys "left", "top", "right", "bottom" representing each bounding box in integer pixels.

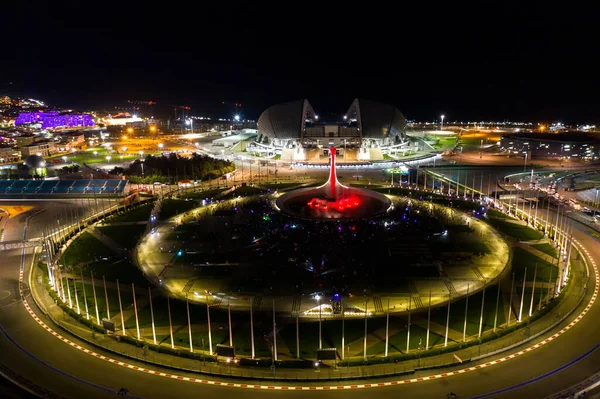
[{"left": 307, "top": 193, "right": 362, "bottom": 214}]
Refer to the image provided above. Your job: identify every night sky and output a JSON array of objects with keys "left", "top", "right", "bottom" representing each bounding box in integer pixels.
[{"left": 1, "top": 2, "right": 596, "bottom": 123}]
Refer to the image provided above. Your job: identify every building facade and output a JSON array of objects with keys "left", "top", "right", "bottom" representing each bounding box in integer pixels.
[
  {"left": 20, "top": 140, "right": 56, "bottom": 157},
  {"left": 500, "top": 133, "right": 599, "bottom": 160},
  {"left": 252, "top": 98, "right": 408, "bottom": 161}
]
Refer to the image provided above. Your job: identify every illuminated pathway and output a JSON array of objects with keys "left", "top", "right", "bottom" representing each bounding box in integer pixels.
[{"left": 0, "top": 202, "right": 599, "bottom": 398}]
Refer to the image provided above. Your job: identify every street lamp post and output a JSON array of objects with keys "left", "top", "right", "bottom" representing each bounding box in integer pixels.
[
  {"left": 524, "top": 152, "right": 528, "bottom": 172},
  {"left": 440, "top": 114, "right": 445, "bottom": 131}
]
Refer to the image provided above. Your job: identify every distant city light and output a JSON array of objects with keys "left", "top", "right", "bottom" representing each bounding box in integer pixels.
[{"left": 234, "top": 114, "right": 240, "bottom": 121}]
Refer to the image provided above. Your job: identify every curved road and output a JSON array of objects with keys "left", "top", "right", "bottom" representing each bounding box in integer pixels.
[{"left": 0, "top": 201, "right": 599, "bottom": 398}]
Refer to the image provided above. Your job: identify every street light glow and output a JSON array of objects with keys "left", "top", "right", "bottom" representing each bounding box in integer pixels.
[
  {"left": 234, "top": 114, "right": 240, "bottom": 121},
  {"left": 158, "top": 143, "right": 164, "bottom": 149}
]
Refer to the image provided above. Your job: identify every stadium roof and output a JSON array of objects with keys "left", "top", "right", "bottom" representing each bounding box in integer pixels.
[
  {"left": 257, "top": 99, "right": 315, "bottom": 140},
  {"left": 257, "top": 98, "right": 406, "bottom": 142}
]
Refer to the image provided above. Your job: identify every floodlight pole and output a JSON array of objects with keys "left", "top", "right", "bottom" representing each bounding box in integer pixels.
[
  {"left": 463, "top": 284, "right": 469, "bottom": 342},
  {"left": 207, "top": 302, "right": 213, "bottom": 355},
  {"left": 385, "top": 297, "right": 390, "bottom": 357},
  {"left": 116, "top": 279, "right": 125, "bottom": 335},
  {"left": 426, "top": 290, "right": 431, "bottom": 350},
  {"left": 81, "top": 270, "right": 89, "bottom": 320},
  {"left": 529, "top": 263, "right": 538, "bottom": 317},
  {"left": 444, "top": 293, "right": 451, "bottom": 347},
  {"left": 91, "top": 271, "right": 100, "bottom": 325},
  {"left": 272, "top": 300, "right": 277, "bottom": 361},
  {"left": 493, "top": 281, "right": 501, "bottom": 332},
  {"left": 186, "top": 296, "right": 193, "bottom": 352},
  {"left": 508, "top": 272, "right": 515, "bottom": 326},
  {"left": 251, "top": 306, "right": 255, "bottom": 359},
  {"left": 478, "top": 287, "right": 485, "bottom": 338},
  {"left": 228, "top": 302, "right": 233, "bottom": 347},
  {"left": 149, "top": 287, "right": 157, "bottom": 345},
  {"left": 103, "top": 275, "right": 110, "bottom": 319},
  {"left": 341, "top": 299, "right": 345, "bottom": 360},
  {"left": 406, "top": 296, "right": 411, "bottom": 353},
  {"left": 133, "top": 283, "right": 140, "bottom": 339},
  {"left": 518, "top": 268, "right": 527, "bottom": 322},
  {"left": 363, "top": 296, "right": 368, "bottom": 359}
]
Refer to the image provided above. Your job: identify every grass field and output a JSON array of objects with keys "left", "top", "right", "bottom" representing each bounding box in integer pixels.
[
  {"left": 108, "top": 203, "right": 154, "bottom": 223},
  {"left": 220, "top": 186, "right": 267, "bottom": 200},
  {"left": 511, "top": 247, "right": 557, "bottom": 282},
  {"left": 180, "top": 188, "right": 226, "bottom": 200},
  {"left": 159, "top": 199, "right": 198, "bottom": 219},
  {"left": 60, "top": 232, "right": 113, "bottom": 266},
  {"left": 47, "top": 148, "right": 162, "bottom": 166},
  {"left": 259, "top": 182, "right": 304, "bottom": 190},
  {"left": 531, "top": 243, "right": 558, "bottom": 259},
  {"left": 97, "top": 224, "right": 146, "bottom": 250},
  {"left": 77, "top": 258, "right": 148, "bottom": 286},
  {"left": 430, "top": 285, "right": 506, "bottom": 339},
  {"left": 490, "top": 220, "right": 544, "bottom": 241},
  {"left": 488, "top": 209, "right": 512, "bottom": 219}
]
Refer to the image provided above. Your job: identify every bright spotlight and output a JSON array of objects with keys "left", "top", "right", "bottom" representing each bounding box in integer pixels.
[{"left": 234, "top": 114, "right": 240, "bottom": 121}]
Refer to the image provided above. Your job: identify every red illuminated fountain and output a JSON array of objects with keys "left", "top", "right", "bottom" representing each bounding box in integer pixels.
[{"left": 276, "top": 148, "right": 391, "bottom": 220}]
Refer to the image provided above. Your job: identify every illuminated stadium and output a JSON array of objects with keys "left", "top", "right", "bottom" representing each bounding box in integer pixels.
[
  {"left": 15, "top": 111, "right": 95, "bottom": 129},
  {"left": 248, "top": 99, "right": 411, "bottom": 162}
]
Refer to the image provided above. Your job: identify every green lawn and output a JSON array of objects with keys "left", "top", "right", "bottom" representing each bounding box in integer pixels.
[
  {"left": 67, "top": 282, "right": 122, "bottom": 321},
  {"left": 531, "top": 243, "right": 558, "bottom": 259},
  {"left": 180, "top": 188, "right": 226, "bottom": 200},
  {"left": 490, "top": 220, "right": 544, "bottom": 241},
  {"left": 159, "top": 199, "right": 198, "bottom": 219},
  {"left": 488, "top": 209, "right": 512, "bottom": 219},
  {"left": 60, "top": 232, "right": 114, "bottom": 266},
  {"left": 78, "top": 258, "right": 149, "bottom": 287},
  {"left": 511, "top": 247, "right": 557, "bottom": 282},
  {"left": 108, "top": 203, "right": 154, "bottom": 223},
  {"left": 259, "top": 182, "right": 304, "bottom": 190},
  {"left": 430, "top": 285, "right": 506, "bottom": 339},
  {"left": 97, "top": 225, "right": 146, "bottom": 250},
  {"left": 48, "top": 149, "right": 141, "bottom": 165},
  {"left": 445, "top": 224, "right": 474, "bottom": 233},
  {"left": 220, "top": 186, "right": 267, "bottom": 200}
]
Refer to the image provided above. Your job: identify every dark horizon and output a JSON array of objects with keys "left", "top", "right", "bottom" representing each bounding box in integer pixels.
[{"left": 1, "top": 3, "right": 597, "bottom": 124}]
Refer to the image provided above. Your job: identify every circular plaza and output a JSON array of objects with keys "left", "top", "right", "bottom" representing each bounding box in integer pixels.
[{"left": 137, "top": 189, "right": 510, "bottom": 318}]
